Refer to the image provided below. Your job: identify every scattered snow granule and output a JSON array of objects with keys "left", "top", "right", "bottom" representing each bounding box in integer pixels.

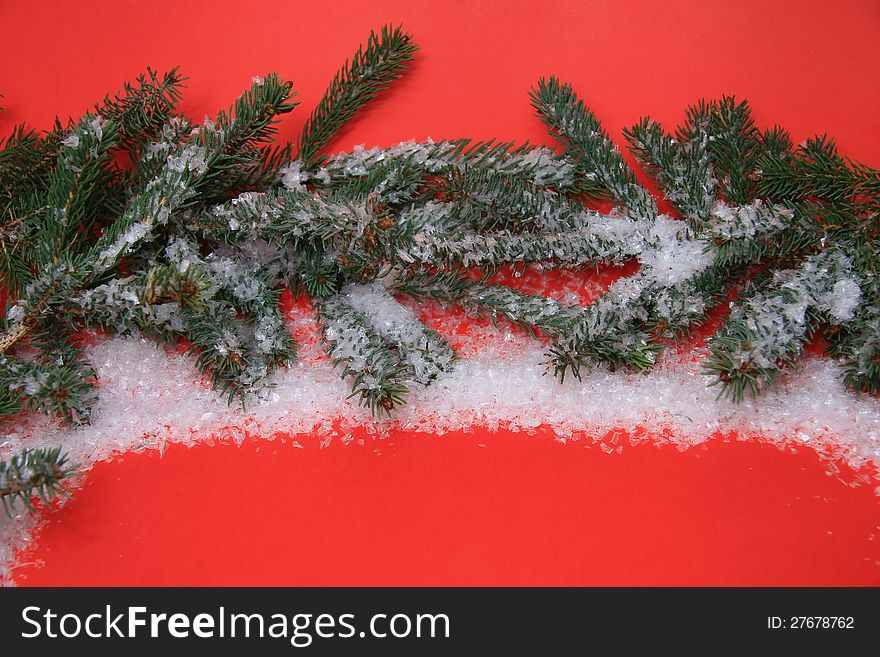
[
  {"left": 61, "top": 133, "right": 80, "bottom": 149},
  {"left": 5, "top": 304, "right": 25, "bottom": 324},
  {"left": 280, "top": 161, "right": 308, "bottom": 191},
  {"left": 167, "top": 145, "right": 208, "bottom": 175},
  {"left": 88, "top": 115, "right": 105, "bottom": 141}
]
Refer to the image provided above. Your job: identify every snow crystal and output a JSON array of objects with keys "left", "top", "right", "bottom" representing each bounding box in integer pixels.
[
  {"left": 150, "top": 303, "right": 186, "bottom": 332},
  {"left": 94, "top": 221, "right": 151, "bottom": 271},
  {"left": 214, "top": 328, "right": 240, "bottom": 356},
  {"left": 61, "top": 133, "right": 80, "bottom": 149},
  {"left": 824, "top": 277, "right": 862, "bottom": 323},
  {"left": 88, "top": 115, "right": 105, "bottom": 142},
  {"left": 517, "top": 147, "right": 576, "bottom": 186},
  {"left": 5, "top": 304, "right": 24, "bottom": 324},
  {"left": 145, "top": 141, "right": 171, "bottom": 159},
  {"left": 639, "top": 216, "right": 712, "bottom": 286},
  {"left": 167, "top": 145, "right": 208, "bottom": 175},
  {"left": 280, "top": 161, "right": 308, "bottom": 190},
  {"left": 342, "top": 283, "right": 424, "bottom": 345}
]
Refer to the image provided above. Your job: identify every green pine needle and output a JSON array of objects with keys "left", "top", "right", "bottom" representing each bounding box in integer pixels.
[{"left": 0, "top": 447, "right": 76, "bottom": 516}]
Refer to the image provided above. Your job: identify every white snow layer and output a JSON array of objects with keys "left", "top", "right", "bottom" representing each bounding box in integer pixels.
[{"left": 2, "top": 303, "right": 879, "bottom": 583}]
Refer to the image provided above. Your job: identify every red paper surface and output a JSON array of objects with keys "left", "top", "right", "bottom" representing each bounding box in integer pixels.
[{"left": 2, "top": 0, "right": 880, "bottom": 585}]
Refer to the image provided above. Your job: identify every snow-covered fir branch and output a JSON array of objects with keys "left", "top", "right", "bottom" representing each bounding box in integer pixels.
[
  {"left": 1, "top": 25, "right": 878, "bottom": 504},
  {"left": 341, "top": 282, "right": 455, "bottom": 385},
  {"left": 705, "top": 245, "right": 864, "bottom": 400}
]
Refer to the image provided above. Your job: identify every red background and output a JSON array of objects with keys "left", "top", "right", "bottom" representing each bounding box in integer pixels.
[{"left": 2, "top": 0, "right": 880, "bottom": 585}]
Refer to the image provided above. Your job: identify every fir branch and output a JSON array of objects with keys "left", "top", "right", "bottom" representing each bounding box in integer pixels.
[
  {"left": 546, "top": 228, "right": 730, "bottom": 379},
  {"left": 93, "top": 67, "right": 186, "bottom": 153},
  {"left": 0, "top": 352, "right": 96, "bottom": 424},
  {"left": 393, "top": 217, "right": 648, "bottom": 270},
  {"left": 623, "top": 109, "right": 716, "bottom": 223},
  {"left": 35, "top": 113, "right": 121, "bottom": 265},
  {"left": 704, "top": 246, "right": 861, "bottom": 400},
  {"left": 196, "top": 250, "right": 296, "bottom": 369},
  {"left": 85, "top": 73, "right": 297, "bottom": 276},
  {"left": 198, "top": 188, "right": 387, "bottom": 255},
  {"left": 319, "top": 139, "right": 584, "bottom": 194},
  {"left": 131, "top": 116, "right": 193, "bottom": 186},
  {"left": 547, "top": 272, "right": 665, "bottom": 380},
  {"left": 707, "top": 96, "right": 762, "bottom": 205},
  {"left": 324, "top": 156, "right": 427, "bottom": 206},
  {"left": 392, "top": 268, "right": 582, "bottom": 340},
  {"left": 0, "top": 125, "right": 44, "bottom": 194},
  {"left": 706, "top": 199, "right": 820, "bottom": 268},
  {"left": 1, "top": 27, "right": 878, "bottom": 432},
  {"left": 1, "top": 117, "right": 209, "bottom": 356},
  {"left": 231, "top": 141, "right": 296, "bottom": 192},
  {"left": 341, "top": 283, "right": 455, "bottom": 385},
  {"left": 142, "top": 262, "right": 214, "bottom": 312},
  {"left": 1, "top": 263, "right": 73, "bottom": 354},
  {"left": 0, "top": 68, "right": 185, "bottom": 228},
  {"left": 316, "top": 293, "right": 411, "bottom": 415},
  {"left": 72, "top": 272, "right": 190, "bottom": 340},
  {"left": 756, "top": 135, "right": 880, "bottom": 242},
  {"left": 211, "top": 74, "right": 297, "bottom": 156},
  {"left": 182, "top": 301, "right": 257, "bottom": 404},
  {"left": 0, "top": 123, "right": 62, "bottom": 222},
  {"left": 833, "top": 313, "right": 880, "bottom": 396},
  {"left": 0, "top": 234, "right": 34, "bottom": 299},
  {"left": 0, "top": 447, "right": 75, "bottom": 516},
  {"left": 645, "top": 263, "right": 743, "bottom": 339},
  {"left": 298, "top": 24, "right": 417, "bottom": 169},
  {"left": 530, "top": 76, "right": 657, "bottom": 219},
  {"left": 189, "top": 73, "right": 298, "bottom": 205},
  {"left": 293, "top": 250, "right": 340, "bottom": 299},
  {"left": 823, "top": 244, "right": 880, "bottom": 395},
  {"left": 424, "top": 166, "right": 582, "bottom": 232}
]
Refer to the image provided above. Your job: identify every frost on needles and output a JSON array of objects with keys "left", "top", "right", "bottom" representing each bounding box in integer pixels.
[{"left": 1, "top": 25, "right": 879, "bottom": 507}]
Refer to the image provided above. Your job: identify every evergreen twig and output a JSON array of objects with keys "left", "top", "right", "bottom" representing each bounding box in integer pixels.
[
  {"left": 0, "top": 447, "right": 76, "bottom": 516},
  {"left": 0, "top": 26, "right": 875, "bottom": 444}
]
